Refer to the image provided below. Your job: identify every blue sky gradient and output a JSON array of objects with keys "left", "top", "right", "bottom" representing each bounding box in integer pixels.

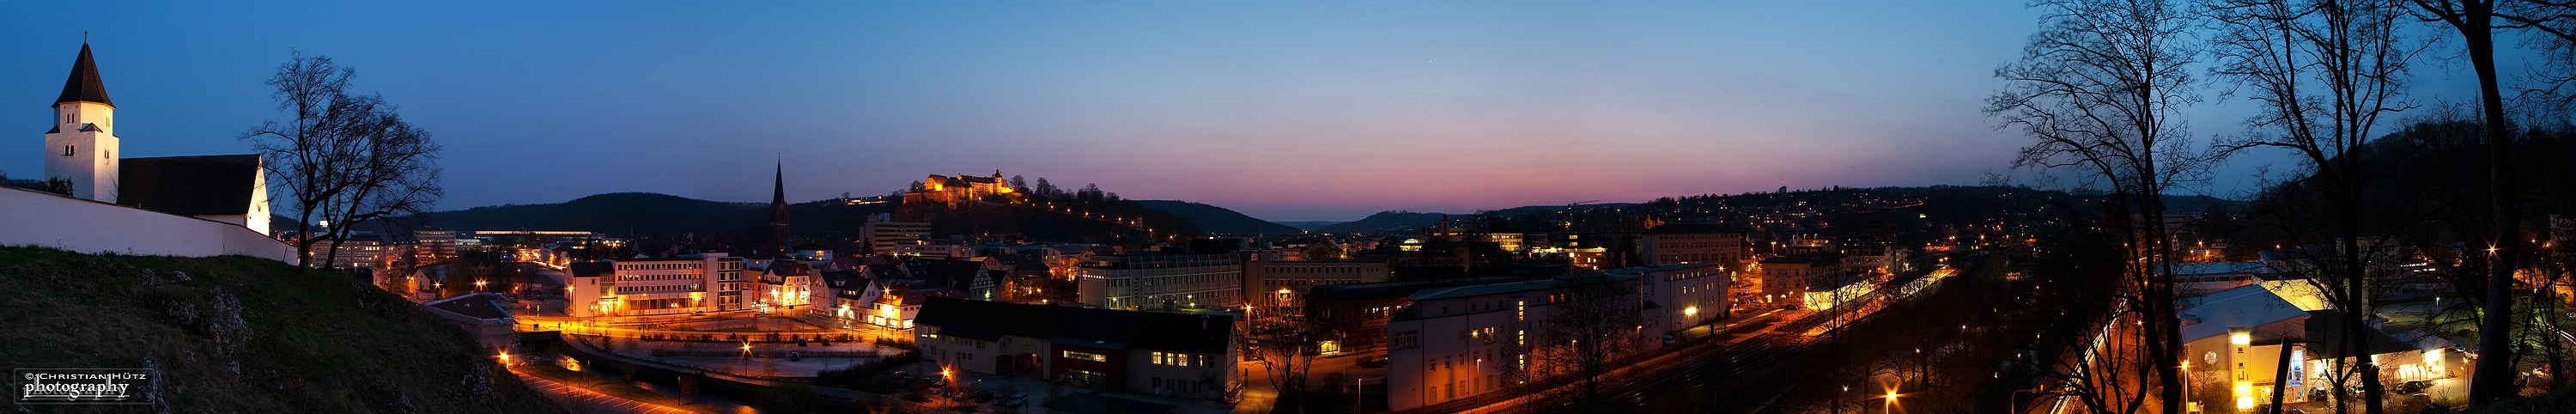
[{"left": 0, "top": 2, "right": 2538, "bottom": 221}]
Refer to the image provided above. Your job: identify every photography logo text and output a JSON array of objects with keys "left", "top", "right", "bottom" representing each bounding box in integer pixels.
[{"left": 15, "top": 368, "right": 151, "bottom": 405}]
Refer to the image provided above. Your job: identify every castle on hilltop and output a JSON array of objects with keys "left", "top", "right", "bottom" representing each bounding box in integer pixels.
[
  {"left": 902, "top": 170, "right": 1019, "bottom": 205},
  {"left": 39, "top": 41, "right": 271, "bottom": 235}
]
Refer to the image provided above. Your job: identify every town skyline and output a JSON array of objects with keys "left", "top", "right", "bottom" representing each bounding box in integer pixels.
[
  {"left": 13, "top": 2, "right": 2576, "bottom": 413},
  {"left": 9, "top": 1, "right": 2480, "bottom": 222}
]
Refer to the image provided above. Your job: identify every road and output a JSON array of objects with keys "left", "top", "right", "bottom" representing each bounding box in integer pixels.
[
  {"left": 513, "top": 365, "right": 713, "bottom": 414},
  {"left": 1502, "top": 253, "right": 1997, "bottom": 414}
]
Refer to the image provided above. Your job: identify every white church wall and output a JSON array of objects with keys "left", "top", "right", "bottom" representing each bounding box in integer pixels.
[
  {"left": 0, "top": 185, "right": 295, "bottom": 262},
  {"left": 43, "top": 101, "right": 119, "bottom": 203}
]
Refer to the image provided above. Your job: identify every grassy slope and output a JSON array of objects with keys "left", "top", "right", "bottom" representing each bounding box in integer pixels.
[{"left": 0, "top": 246, "right": 559, "bottom": 412}]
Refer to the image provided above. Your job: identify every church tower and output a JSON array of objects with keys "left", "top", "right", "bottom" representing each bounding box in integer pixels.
[
  {"left": 44, "top": 41, "right": 119, "bottom": 203},
  {"left": 769, "top": 161, "right": 790, "bottom": 255}
]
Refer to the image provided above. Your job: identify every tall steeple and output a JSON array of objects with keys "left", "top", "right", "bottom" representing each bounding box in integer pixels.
[
  {"left": 769, "top": 160, "right": 790, "bottom": 255},
  {"left": 46, "top": 39, "right": 121, "bottom": 203},
  {"left": 57, "top": 41, "right": 114, "bottom": 107}
]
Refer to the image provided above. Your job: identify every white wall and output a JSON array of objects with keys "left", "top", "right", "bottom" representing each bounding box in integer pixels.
[{"left": 0, "top": 186, "right": 292, "bottom": 262}]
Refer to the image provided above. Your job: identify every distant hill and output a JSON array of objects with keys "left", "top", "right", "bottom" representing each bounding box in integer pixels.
[
  {"left": 1479, "top": 203, "right": 1641, "bottom": 217},
  {"left": 1133, "top": 200, "right": 1301, "bottom": 234},
  {"left": 1319, "top": 210, "right": 1455, "bottom": 234},
  {"left": 416, "top": 192, "right": 1191, "bottom": 243},
  {"left": 1273, "top": 221, "right": 1343, "bottom": 232},
  {"left": 412, "top": 192, "right": 896, "bottom": 239},
  {"left": 0, "top": 246, "right": 556, "bottom": 411},
  {"left": 2163, "top": 194, "right": 2245, "bottom": 214}
]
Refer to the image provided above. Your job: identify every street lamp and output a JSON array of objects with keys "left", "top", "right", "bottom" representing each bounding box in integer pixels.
[{"left": 497, "top": 350, "right": 511, "bottom": 367}]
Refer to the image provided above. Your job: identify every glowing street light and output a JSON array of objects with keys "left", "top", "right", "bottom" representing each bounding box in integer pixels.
[{"left": 497, "top": 350, "right": 511, "bottom": 366}]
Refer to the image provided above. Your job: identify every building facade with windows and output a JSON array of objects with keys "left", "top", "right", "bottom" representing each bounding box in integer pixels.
[
  {"left": 1758, "top": 253, "right": 1844, "bottom": 298},
  {"left": 1384, "top": 273, "right": 1642, "bottom": 411},
  {"left": 1607, "top": 263, "right": 1732, "bottom": 338},
  {"left": 1078, "top": 253, "right": 1244, "bottom": 310},
  {"left": 1305, "top": 277, "right": 1524, "bottom": 356},
  {"left": 566, "top": 253, "right": 742, "bottom": 317},
  {"left": 914, "top": 297, "right": 1238, "bottom": 399},
  {"left": 1242, "top": 259, "right": 1389, "bottom": 309},
  {"left": 861, "top": 213, "right": 933, "bottom": 255},
  {"left": 1637, "top": 224, "right": 1749, "bottom": 268}
]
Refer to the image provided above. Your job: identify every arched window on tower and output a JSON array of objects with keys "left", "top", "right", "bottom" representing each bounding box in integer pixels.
[{"left": 64, "top": 145, "right": 75, "bottom": 157}]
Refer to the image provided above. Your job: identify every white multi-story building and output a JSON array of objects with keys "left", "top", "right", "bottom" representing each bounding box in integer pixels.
[
  {"left": 1385, "top": 273, "right": 1643, "bottom": 411},
  {"left": 1606, "top": 263, "right": 1731, "bottom": 339},
  {"left": 567, "top": 253, "right": 743, "bottom": 317},
  {"left": 1078, "top": 253, "right": 1243, "bottom": 310}
]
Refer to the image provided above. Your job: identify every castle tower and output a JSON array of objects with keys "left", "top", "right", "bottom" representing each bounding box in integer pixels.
[
  {"left": 43, "top": 41, "right": 119, "bottom": 203},
  {"left": 769, "top": 161, "right": 790, "bottom": 255}
]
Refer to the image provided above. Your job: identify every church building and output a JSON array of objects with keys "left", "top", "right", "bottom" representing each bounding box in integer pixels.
[{"left": 41, "top": 41, "right": 270, "bottom": 235}]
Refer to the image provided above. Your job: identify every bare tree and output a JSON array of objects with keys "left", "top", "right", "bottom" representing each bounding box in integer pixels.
[
  {"left": 1535, "top": 281, "right": 1640, "bottom": 412},
  {"left": 2203, "top": 0, "right": 2420, "bottom": 411},
  {"left": 1243, "top": 295, "right": 1322, "bottom": 411},
  {"left": 2409, "top": 0, "right": 2529, "bottom": 404},
  {"left": 2021, "top": 209, "right": 2164, "bottom": 414},
  {"left": 2499, "top": 1, "right": 2576, "bottom": 108},
  {"left": 241, "top": 52, "right": 443, "bottom": 269},
  {"left": 1989, "top": 0, "right": 2207, "bottom": 411}
]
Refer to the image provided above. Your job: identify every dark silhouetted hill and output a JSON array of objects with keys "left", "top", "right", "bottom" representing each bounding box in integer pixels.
[
  {"left": 1133, "top": 200, "right": 1300, "bottom": 234},
  {"left": 412, "top": 192, "right": 896, "bottom": 239},
  {"left": 1273, "top": 221, "right": 1344, "bottom": 231},
  {"left": 1319, "top": 211, "right": 1455, "bottom": 234}
]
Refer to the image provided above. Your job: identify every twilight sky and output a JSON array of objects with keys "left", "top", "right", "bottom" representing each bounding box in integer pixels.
[{"left": 0, "top": 2, "right": 2537, "bottom": 222}]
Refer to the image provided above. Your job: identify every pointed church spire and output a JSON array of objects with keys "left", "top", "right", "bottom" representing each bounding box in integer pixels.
[
  {"left": 771, "top": 161, "right": 787, "bottom": 217},
  {"left": 769, "top": 160, "right": 791, "bottom": 255},
  {"left": 58, "top": 40, "right": 115, "bottom": 107}
]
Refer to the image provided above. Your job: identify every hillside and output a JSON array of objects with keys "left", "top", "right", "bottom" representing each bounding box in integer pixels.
[
  {"left": 0, "top": 247, "right": 557, "bottom": 412},
  {"left": 1479, "top": 203, "right": 1641, "bottom": 217},
  {"left": 1133, "top": 200, "right": 1301, "bottom": 234},
  {"left": 1319, "top": 210, "right": 1455, "bottom": 234},
  {"left": 1273, "top": 221, "right": 1343, "bottom": 232},
  {"left": 414, "top": 192, "right": 896, "bottom": 239}
]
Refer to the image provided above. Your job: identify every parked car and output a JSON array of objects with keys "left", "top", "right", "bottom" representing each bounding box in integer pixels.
[
  {"left": 2396, "top": 380, "right": 2429, "bottom": 393},
  {"left": 1004, "top": 393, "right": 1029, "bottom": 407}
]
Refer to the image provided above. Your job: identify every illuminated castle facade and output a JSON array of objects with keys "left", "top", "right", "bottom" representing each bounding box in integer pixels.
[{"left": 903, "top": 170, "right": 1019, "bottom": 204}]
